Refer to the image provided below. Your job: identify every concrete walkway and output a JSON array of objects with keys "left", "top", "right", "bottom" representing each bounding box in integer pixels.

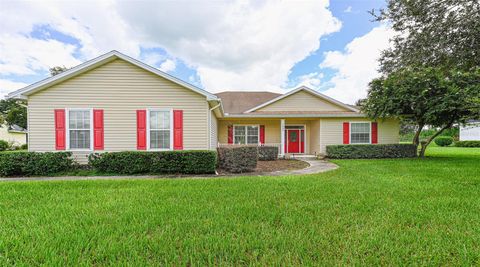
[
  {"left": 0, "top": 158, "right": 338, "bottom": 182},
  {"left": 268, "top": 157, "right": 338, "bottom": 176}
]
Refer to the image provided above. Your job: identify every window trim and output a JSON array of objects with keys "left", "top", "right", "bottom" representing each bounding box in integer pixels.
[
  {"left": 65, "top": 108, "right": 94, "bottom": 151},
  {"left": 146, "top": 109, "right": 173, "bottom": 151},
  {"left": 349, "top": 121, "right": 372, "bottom": 144},
  {"left": 233, "top": 124, "right": 260, "bottom": 145}
]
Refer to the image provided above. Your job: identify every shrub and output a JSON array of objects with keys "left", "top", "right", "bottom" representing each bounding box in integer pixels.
[
  {"left": 88, "top": 150, "right": 217, "bottom": 175},
  {"left": 0, "top": 140, "right": 9, "bottom": 151},
  {"left": 258, "top": 146, "right": 278, "bottom": 161},
  {"left": 0, "top": 152, "right": 74, "bottom": 177},
  {"left": 20, "top": 144, "right": 28, "bottom": 150},
  {"left": 454, "top": 141, "right": 480, "bottom": 147},
  {"left": 326, "top": 144, "right": 417, "bottom": 159},
  {"left": 434, "top": 136, "right": 453, "bottom": 146},
  {"left": 217, "top": 146, "right": 257, "bottom": 173}
]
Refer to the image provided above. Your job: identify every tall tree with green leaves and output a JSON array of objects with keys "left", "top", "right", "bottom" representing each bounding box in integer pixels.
[
  {"left": 371, "top": 0, "right": 480, "bottom": 74},
  {"left": 0, "top": 99, "right": 27, "bottom": 129},
  {"left": 363, "top": 67, "right": 480, "bottom": 157}
]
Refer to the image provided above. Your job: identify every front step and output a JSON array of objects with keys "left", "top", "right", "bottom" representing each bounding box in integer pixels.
[{"left": 284, "top": 154, "right": 318, "bottom": 160}]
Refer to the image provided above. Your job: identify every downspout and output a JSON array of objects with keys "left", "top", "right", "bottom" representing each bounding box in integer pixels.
[{"left": 208, "top": 102, "right": 221, "bottom": 149}]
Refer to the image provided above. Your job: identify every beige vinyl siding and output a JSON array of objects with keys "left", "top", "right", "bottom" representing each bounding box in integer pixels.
[
  {"left": 218, "top": 119, "right": 281, "bottom": 145},
  {"left": 258, "top": 90, "right": 349, "bottom": 112},
  {"left": 309, "top": 120, "right": 320, "bottom": 155},
  {"left": 218, "top": 119, "right": 316, "bottom": 154},
  {"left": 209, "top": 110, "right": 218, "bottom": 150},
  {"left": 28, "top": 59, "right": 209, "bottom": 163},
  {"left": 319, "top": 118, "right": 400, "bottom": 154}
]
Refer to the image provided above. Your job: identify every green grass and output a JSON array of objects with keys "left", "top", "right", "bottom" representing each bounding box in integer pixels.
[{"left": 1, "top": 147, "right": 479, "bottom": 265}]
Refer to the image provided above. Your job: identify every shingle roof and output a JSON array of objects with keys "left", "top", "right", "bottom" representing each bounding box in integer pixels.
[{"left": 215, "top": 91, "right": 281, "bottom": 114}]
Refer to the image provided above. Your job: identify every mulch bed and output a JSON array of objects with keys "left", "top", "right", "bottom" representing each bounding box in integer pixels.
[{"left": 217, "top": 159, "right": 309, "bottom": 175}]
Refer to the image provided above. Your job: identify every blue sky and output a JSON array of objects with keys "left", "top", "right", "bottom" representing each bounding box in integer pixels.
[{"left": 0, "top": 0, "right": 392, "bottom": 104}]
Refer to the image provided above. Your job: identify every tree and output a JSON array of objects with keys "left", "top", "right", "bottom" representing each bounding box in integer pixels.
[
  {"left": 363, "top": 67, "right": 480, "bottom": 157},
  {"left": 0, "top": 99, "right": 27, "bottom": 129},
  {"left": 371, "top": 0, "right": 480, "bottom": 74},
  {"left": 49, "top": 66, "right": 68, "bottom": 76}
]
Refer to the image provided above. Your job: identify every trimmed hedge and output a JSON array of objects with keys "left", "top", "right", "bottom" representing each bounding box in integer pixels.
[
  {"left": 217, "top": 146, "right": 257, "bottom": 173},
  {"left": 326, "top": 144, "right": 417, "bottom": 159},
  {"left": 0, "top": 152, "right": 74, "bottom": 177},
  {"left": 0, "top": 140, "right": 9, "bottom": 151},
  {"left": 434, "top": 136, "right": 453, "bottom": 147},
  {"left": 454, "top": 141, "right": 480, "bottom": 147},
  {"left": 258, "top": 146, "right": 278, "bottom": 161},
  {"left": 88, "top": 150, "right": 217, "bottom": 175}
]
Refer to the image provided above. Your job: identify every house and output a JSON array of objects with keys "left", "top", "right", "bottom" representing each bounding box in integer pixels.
[
  {"left": 459, "top": 120, "right": 480, "bottom": 141},
  {"left": 0, "top": 124, "right": 27, "bottom": 146},
  {"left": 7, "top": 50, "right": 399, "bottom": 163}
]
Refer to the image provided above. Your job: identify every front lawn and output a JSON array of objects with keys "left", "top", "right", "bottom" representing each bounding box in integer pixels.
[{"left": 0, "top": 147, "right": 479, "bottom": 265}]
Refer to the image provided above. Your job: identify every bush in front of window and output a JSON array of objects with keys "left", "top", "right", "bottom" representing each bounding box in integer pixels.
[
  {"left": 217, "top": 146, "right": 258, "bottom": 173},
  {"left": 0, "top": 152, "right": 74, "bottom": 177},
  {"left": 454, "top": 141, "right": 480, "bottom": 147},
  {"left": 0, "top": 140, "right": 9, "bottom": 151},
  {"left": 326, "top": 144, "right": 417, "bottom": 159},
  {"left": 258, "top": 146, "right": 278, "bottom": 161},
  {"left": 434, "top": 136, "right": 453, "bottom": 147},
  {"left": 88, "top": 150, "right": 217, "bottom": 175}
]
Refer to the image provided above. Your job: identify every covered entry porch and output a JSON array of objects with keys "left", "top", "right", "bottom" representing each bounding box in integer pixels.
[{"left": 217, "top": 118, "right": 321, "bottom": 156}]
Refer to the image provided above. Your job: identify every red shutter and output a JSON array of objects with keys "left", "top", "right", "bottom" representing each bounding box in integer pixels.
[
  {"left": 228, "top": 125, "right": 233, "bottom": 144},
  {"left": 173, "top": 110, "right": 183, "bottom": 150},
  {"left": 371, "top": 122, "right": 378, "bottom": 144},
  {"left": 93, "top": 109, "right": 104, "bottom": 150},
  {"left": 54, "top": 109, "right": 66, "bottom": 150},
  {"left": 137, "top": 110, "right": 147, "bottom": 150},
  {"left": 343, "top": 122, "right": 350, "bottom": 144},
  {"left": 260, "top": 125, "right": 265, "bottom": 144}
]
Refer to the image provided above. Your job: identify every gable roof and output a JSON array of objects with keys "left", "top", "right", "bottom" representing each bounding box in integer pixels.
[
  {"left": 215, "top": 91, "right": 281, "bottom": 114},
  {"left": 244, "top": 86, "right": 359, "bottom": 113},
  {"left": 6, "top": 50, "right": 218, "bottom": 101}
]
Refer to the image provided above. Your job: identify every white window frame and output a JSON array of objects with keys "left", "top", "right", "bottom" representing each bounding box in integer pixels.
[
  {"left": 146, "top": 109, "right": 173, "bottom": 151},
  {"left": 349, "top": 121, "right": 372, "bottom": 144},
  {"left": 233, "top": 124, "right": 260, "bottom": 145},
  {"left": 65, "top": 108, "right": 94, "bottom": 151}
]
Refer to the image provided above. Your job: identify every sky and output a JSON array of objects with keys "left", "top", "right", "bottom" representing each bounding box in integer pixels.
[{"left": 0, "top": 0, "right": 393, "bottom": 104}]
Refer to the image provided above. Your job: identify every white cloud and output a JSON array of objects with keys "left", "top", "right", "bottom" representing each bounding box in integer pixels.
[
  {"left": 0, "top": 34, "right": 81, "bottom": 75},
  {"left": 296, "top": 72, "right": 324, "bottom": 88},
  {"left": 116, "top": 0, "right": 341, "bottom": 92},
  {"left": 158, "top": 59, "right": 176, "bottom": 73},
  {"left": 320, "top": 25, "right": 394, "bottom": 104},
  {"left": 0, "top": 0, "right": 341, "bottom": 96},
  {"left": 344, "top": 6, "right": 352, "bottom": 13},
  {"left": 0, "top": 80, "right": 28, "bottom": 96}
]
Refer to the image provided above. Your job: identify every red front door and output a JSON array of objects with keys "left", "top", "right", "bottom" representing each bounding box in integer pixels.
[{"left": 287, "top": 130, "right": 300, "bottom": 153}]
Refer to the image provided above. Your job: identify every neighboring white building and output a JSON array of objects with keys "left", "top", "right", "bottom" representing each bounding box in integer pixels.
[
  {"left": 0, "top": 124, "right": 27, "bottom": 146},
  {"left": 460, "top": 121, "right": 480, "bottom": 141}
]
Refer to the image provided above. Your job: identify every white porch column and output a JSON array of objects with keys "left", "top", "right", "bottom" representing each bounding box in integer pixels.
[{"left": 280, "top": 119, "right": 285, "bottom": 155}]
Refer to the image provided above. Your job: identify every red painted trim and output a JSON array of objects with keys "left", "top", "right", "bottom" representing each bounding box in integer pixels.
[
  {"left": 228, "top": 125, "right": 233, "bottom": 144},
  {"left": 371, "top": 122, "right": 378, "bottom": 144},
  {"left": 54, "top": 109, "right": 66, "bottom": 150},
  {"left": 260, "top": 125, "right": 265, "bottom": 144},
  {"left": 343, "top": 122, "right": 350, "bottom": 144},
  {"left": 93, "top": 109, "right": 104, "bottom": 150},
  {"left": 173, "top": 110, "right": 183, "bottom": 150},
  {"left": 136, "top": 110, "right": 147, "bottom": 150}
]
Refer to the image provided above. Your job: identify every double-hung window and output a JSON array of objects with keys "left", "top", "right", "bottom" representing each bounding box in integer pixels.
[
  {"left": 149, "top": 110, "right": 171, "bottom": 150},
  {"left": 68, "top": 109, "right": 92, "bottom": 149},
  {"left": 350, "top": 122, "right": 371, "bottom": 144},
  {"left": 234, "top": 125, "right": 259, "bottom": 145}
]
